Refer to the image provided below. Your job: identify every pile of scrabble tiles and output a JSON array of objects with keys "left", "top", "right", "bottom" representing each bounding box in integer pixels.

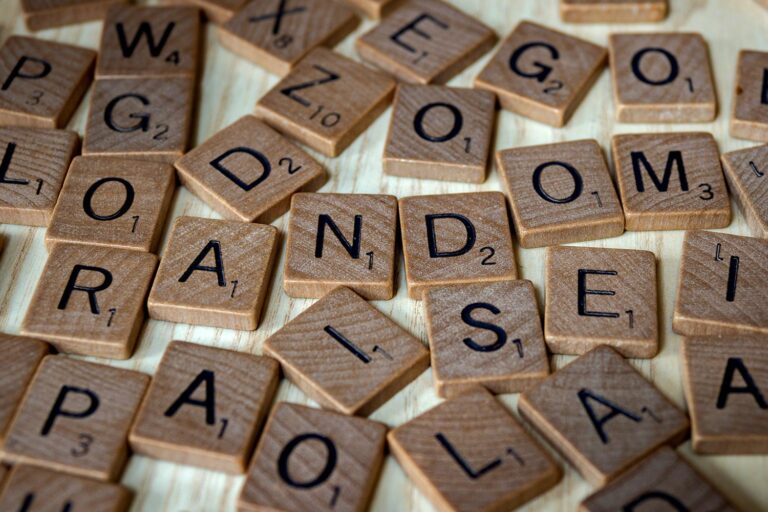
[{"left": 0, "top": 0, "right": 766, "bottom": 510}]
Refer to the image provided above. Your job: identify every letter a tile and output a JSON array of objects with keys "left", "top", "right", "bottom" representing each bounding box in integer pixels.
[
  {"left": 265, "top": 287, "right": 429, "bottom": 416},
  {"left": 388, "top": 388, "right": 561, "bottom": 512},
  {"left": 518, "top": 346, "right": 689, "bottom": 486},
  {"left": 731, "top": 50, "right": 768, "bottom": 143},
  {"left": 0, "top": 334, "right": 48, "bottom": 444},
  {"left": 2, "top": 356, "right": 149, "bottom": 481},
  {"left": 721, "top": 144, "right": 768, "bottom": 238}
]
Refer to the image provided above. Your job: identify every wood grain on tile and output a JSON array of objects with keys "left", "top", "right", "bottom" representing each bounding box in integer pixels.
[
  {"left": 722, "top": 144, "right": 768, "bottom": 238},
  {"left": 339, "top": 0, "right": 394, "bottom": 18},
  {"left": 731, "top": 50, "right": 768, "bottom": 142},
  {"left": 0, "top": 334, "right": 48, "bottom": 443},
  {"left": 160, "top": 0, "right": 244, "bottom": 24},
  {"left": 20, "top": 0, "right": 128, "bottom": 31},
  {"left": 561, "top": 0, "right": 668, "bottom": 23}
]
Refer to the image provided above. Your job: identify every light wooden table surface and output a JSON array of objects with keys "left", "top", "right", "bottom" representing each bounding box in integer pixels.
[{"left": 1, "top": 0, "right": 767, "bottom": 510}]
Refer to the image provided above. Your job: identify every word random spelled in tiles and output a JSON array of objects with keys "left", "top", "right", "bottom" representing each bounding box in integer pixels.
[
  {"left": 560, "top": 0, "right": 669, "bottom": 23},
  {"left": 239, "top": 402, "right": 387, "bottom": 512},
  {"left": 20, "top": 0, "right": 129, "bottom": 31},
  {"left": 721, "top": 144, "right": 768, "bottom": 238},
  {"left": 518, "top": 346, "right": 689, "bottom": 485},
  {"left": 731, "top": 50, "right": 768, "bottom": 142},
  {"left": 0, "top": 334, "right": 48, "bottom": 444},
  {"left": 265, "top": 286, "right": 429, "bottom": 416}
]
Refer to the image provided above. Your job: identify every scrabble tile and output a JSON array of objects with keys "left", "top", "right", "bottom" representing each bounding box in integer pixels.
[
  {"left": 264, "top": 286, "right": 429, "bottom": 416},
  {"left": 682, "top": 336, "right": 768, "bottom": 454},
  {"left": 580, "top": 447, "right": 736, "bottom": 511},
  {"left": 383, "top": 84, "right": 495, "bottom": 183},
  {"left": 147, "top": 216, "right": 278, "bottom": 330},
  {"left": 0, "top": 126, "right": 79, "bottom": 226},
  {"left": 255, "top": 47, "right": 395, "bottom": 157},
  {"left": 219, "top": 0, "right": 359, "bottom": 76},
  {"left": 0, "top": 465, "right": 133, "bottom": 512},
  {"left": 129, "top": 341, "right": 280, "bottom": 473},
  {"left": 424, "top": 280, "right": 549, "bottom": 398},
  {"left": 518, "top": 346, "right": 689, "bottom": 486},
  {"left": 161, "top": 0, "right": 245, "bottom": 24},
  {"left": 608, "top": 33, "right": 716, "bottom": 123},
  {"left": 21, "top": 243, "right": 157, "bottom": 359},
  {"left": 2, "top": 356, "right": 149, "bottom": 481},
  {"left": 21, "top": 0, "right": 128, "bottom": 31},
  {"left": 175, "top": 115, "right": 327, "bottom": 223},
  {"left": 611, "top": 132, "right": 730, "bottom": 231},
  {"left": 474, "top": 21, "right": 606, "bottom": 127},
  {"left": 497, "top": 139, "right": 624, "bottom": 248},
  {"left": 339, "top": 0, "right": 393, "bottom": 19},
  {"left": 722, "top": 144, "right": 768, "bottom": 238},
  {"left": 83, "top": 77, "right": 194, "bottom": 164},
  {"left": 560, "top": 0, "right": 668, "bottom": 23},
  {"left": 673, "top": 231, "right": 768, "bottom": 337},
  {"left": 0, "top": 334, "right": 48, "bottom": 443},
  {"left": 399, "top": 192, "right": 517, "bottom": 300},
  {"left": 239, "top": 402, "right": 387, "bottom": 512},
  {"left": 96, "top": 5, "right": 201, "bottom": 79},
  {"left": 355, "top": 0, "right": 496, "bottom": 85},
  {"left": 388, "top": 387, "right": 561, "bottom": 512},
  {"left": 46, "top": 156, "right": 175, "bottom": 253},
  {"left": 731, "top": 50, "right": 768, "bottom": 142},
  {"left": 283, "top": 193, "right": 398, "bottom": 300},
  {"left": 0, "top": 36, "right": 95, "bottom": 128},
  {"left": 545, "top": 246, "right": 658, "bottom": 358}
]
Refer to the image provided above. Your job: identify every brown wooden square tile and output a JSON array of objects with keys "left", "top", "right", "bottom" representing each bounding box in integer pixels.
[
  {"left": 175, "top": 115, "right": 327, "bottom": 223},
  {"left": 339, "top": 0, "right": 394, "bottom": 19},
  {"left": 673, "top": 231, "right": 768, "bottom": 337},
  {"left": 21, "top": 0, "right": 128, "bottom": 31},
  {"left": 722, "top": 144, "right": 768, "bottom": 238},
  {"left": 497, "top": 139, "right": 624, "bottom": 248},
  {"left": 21, "top": 243, "right": 157, "bottom": 359},
  {"left": 283, "top": 192, "right": 398, "bottom": 300},
  {"left": 388, "top": 387, "right": 561, "bottom": 512},
  {"left": 0, "top": 36, "right": 95, "bottom": 128},
  {"left": 475, "top": 21, "right": 606, "bottom": 127},
  {"left": 560, "top": 0, "right": 668, "bottom": 22},
  {"left": 383, "top": 84, "right": 495, "bottom": 183},
  {"left": 682, "top": 336, "right": 768, "bottom": 454},
  {"left": 264, "top": 286, "right": 429, "bottom": 416},
  {"left": 355, "top": 0, "right": 496, "bottom": 85},
  {"left": 2, "top": 356, "right": 149, "bottom": 481},
  {"left": 609, "top": 33, "right": 716, "bottom": 123},
  {"left": 254, "top": 47, "right": 395, "bottom": 156},
  {"left": 239, "top": 402, "right": 387, "bottom": 512},
  {"left": 545, "top": 245, "right": 658, "bottom": 358},
  {"left": 518, "top": 345, "right": 689, "bottom": 486},
  {"left": 83, "top": 77, "right": 194, "bottom": 164},
  {"left": 220, "top": 0, "right": 358, "bottom": 76},
  {"left": 160, "top": 0, "right": 244, "bottom": 24},
  {"left": 424, "top": 280, "right": 549, "bottom": 398},
  {"left": 46, "top": 156, "right": 175, "bottom": 253},
  {"left": 0, "top": 126, "right": 79, "bottom": 226},
  {"left": 731, "top": 50, "right": 768, "bottom": 142},
  {"left": 612, "top": 132, "right": 730, "bottom": 231},
  {"left": 129, "top": 340, "right": 280, "bottom": 472},
  {"left": 0, "top": 334, "right": 48, "bottom": 444},
  {"left": 399, "top": 192, "right": 517, "bottom": 300},
  {"left": 147, "top": 216, "right": 278, "bottom": 330}
]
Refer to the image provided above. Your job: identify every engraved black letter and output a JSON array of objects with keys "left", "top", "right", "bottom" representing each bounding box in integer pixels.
[
  {"left": 280, "top": 65, "right": 339, "bottom": 107},
  {"left": 435, "top": 432, "right": 501, "bottom": 479},
  {"left": 413, "top": 102, "right": 463, "bottom": 143},
  {"left": 0, "top": 142, "right": 28, "bottom": 185},
  {"left": 622, "top": 491, "right": 688, "bottom": 512},
  {"left": 631, "top": 150, "right": 688, "bottom": 192},
  {"left": 278, "top": 433, "right": 337, "bottom": 488},
  {"left": 58, "top": 265, "right": 113, "bottom": 314},
  {"left": 390, "top": 13, "right": 448, "bottom": 54},
  {"left": 425, "top": 213, "right": 476, "bottom": 258},
  {"left": 509, "top": 42, "right": 559, "bottom": 82},
  {"left": 532, "top": 161, "right": 583, "bottom": 204},
  {"left": 82, "top": 177, "right": 135, "bottom": 221},
  {"left": 209, "top": 147, "right": 271, "bottom": 191},
  {"left": 104, "top": 93, "right": 151, "bottom": 133},
  {"left": 716, "top": 357, "right": 767, "bottom": 409},
  {"left": 315, "top": 214, "right": 362, "bottom": 259},
  {"left": 577, "top": 269, "right": 619, "bottom": 318},
  {"left": 41, "top": 386, "right": 100, "bottom": 436},
  {"left": 578, "top": 388, "right": 642, "bottom": 444},
  {"left": 164, "top": 370, "right": 217, "bottom": 425},
  {"left": 1, "top": 56, "right": 51, "bottom": 90},
  {"left": 461, "top": 303, "right": 507, "bottom": 352},
  {"left": 116, "top": 21, "right": 176, "bottom": 58},
  {"left": 179, "top": 240, "right": 226, "bottom": 286},
  {"left": 631, "top": 47, "right": 679, "bottom": 86}
]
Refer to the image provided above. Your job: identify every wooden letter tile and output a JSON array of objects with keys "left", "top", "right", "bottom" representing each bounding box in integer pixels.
[
  {"left": 388, "top": 387, "right": 561, "bottom": 512},
  {"left": 0, "top": 36, "right": 95, "bottom": 128},
  {"left": 383, "top": 84, "right": 495, "bottom": 183},
  {"left": 175, "top": 115, "right": 327, "bottom": 223},
  {"left": 497, "top": 139, "right": 624, "bottom": 247},
  {"left": 2, "top": 356, "right": 149, "bottom": 481},
  {"left": 147, "top": 216, "right": 278, "bottom": 330},
  {"left": 283, "top": 193, "right": 398, "bottom": 300},
  {"left": 0, "top": 465, "right": 133, "bottom": 512},
  {"left": 264, "top": 286, "right": 429, "bottom": 416},
  {"left": 609, "top": 33, "right": 716, "bottom": 123},
  {"left": 96, "top": 5, "right": 201, "bottom": 79},
  {"left": 220, "top": 0, "right": 358, "bottom": 76},
  {"left": 612, "top": 132, "right": 730, "bottom": 231},
  {"left": 399, "top": 192, "right": 517, "bottom": 300},
  {"left": 129, "top": 340, "right": 279, "bottom": 472},
  {"left": 21, "top": 0, "right": 128, "bottom": 31},
  {"left": 731, "top": 50, "right": 768, "bottom": 142},
  {"left": 722, "top": 144, "right": 768, "bottom": 238},
  {"left": 682, "top": 336, "right": 768, "bottom": 454},
  {"left": 580, "top": 447, "right": 736, "bottom": 511},
  {"left": 21, "top": 243, "right": 157, "bottom": 359},
  {"left": 424, "top": 280, "right": 549, "bottom": 398},
  {"left": 475, "top": 21, "right": 606, "bottom": 127},
  {"left": 83, "top": 77, "right": 194, "bottom": 163},
  {"left": 545, "top": 245, "right": 658, "bottom": 358},
  {"left": 239, "top": 402, "right": 387, "bottom": 512},
  {"left": 355, "top": 0, "right": 496, "bottom": 84},
  {"left": 0, "top": 127, "right": 79, "bottom": 226},
  {"left": 673, "top": 231, "right": 768, "bottom": 337},
  {"left": 0, "top": 334, "right": 48, "bottom": 444},
  {"left": 254, "top": 47, "right": 395, "bottom": 157},
  {"left": 46, "top": 156, "right": 175, "bottom": 253},
  {"left": 518, "top": 346, "right": 689, "bottom": 486},
  {"left": 561, "top": 0, "right": 668, "bottom": 23}
]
